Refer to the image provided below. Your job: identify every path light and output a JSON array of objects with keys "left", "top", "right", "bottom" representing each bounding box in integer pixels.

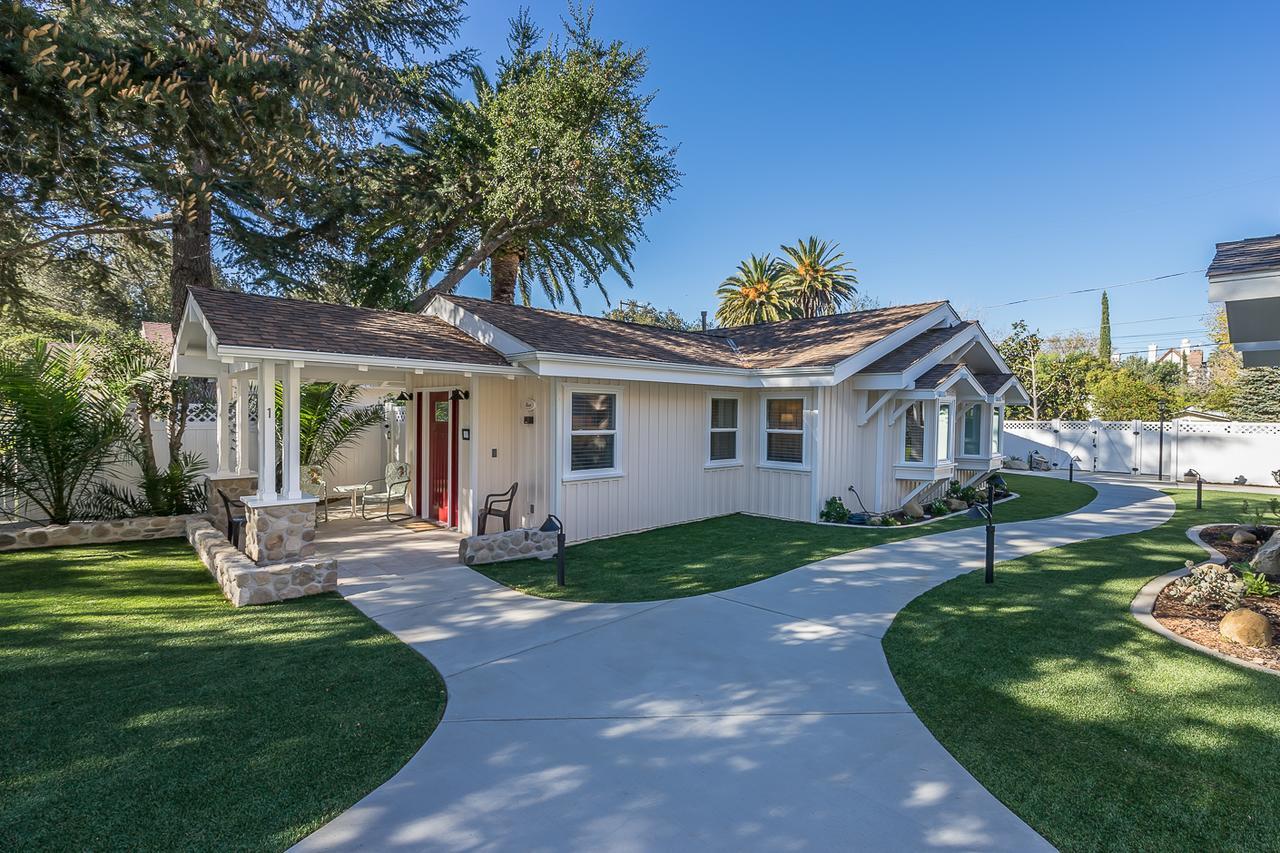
[
  {"left": 540, "top": 515, "right": 567, "bottom": 587},
  {"left": 966, "top": 502, "right": 996, "bottom": 584},
  {"left": 1187, "top": 468, "right": 1203, "bottom": 510}
]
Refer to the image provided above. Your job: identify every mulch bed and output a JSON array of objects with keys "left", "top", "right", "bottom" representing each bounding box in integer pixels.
[
  {"left": 1154, "top": 587, "right": 1280, "bottom": 672},
  {"left": 1199, "top": 524, "right": 1275, "bottom": 564}
]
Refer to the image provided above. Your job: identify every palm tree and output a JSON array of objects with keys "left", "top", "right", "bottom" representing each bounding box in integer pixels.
[
  {"left": 715, "top": 255, "right": 795, "bottom": 326},
  {"left": 775, "top": 237, "right": 858, "bottom": 317},
  {"left": 274, "top": 383, "right": 384, "bottom": 473},
  {"left": 0, "top": 340, "right": 128, "bottom": 523}
]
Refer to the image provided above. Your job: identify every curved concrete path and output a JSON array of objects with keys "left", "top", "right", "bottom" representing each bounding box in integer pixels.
[{"left": 296, "top": 480, "right": 1173, "bottom": 852}]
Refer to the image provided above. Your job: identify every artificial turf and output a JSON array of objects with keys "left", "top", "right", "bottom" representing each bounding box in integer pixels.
[
  {"left": 883, "top": 486, "right": 1280, "bottom": 852},
  {"left": 0, "top": 539, "right": 446, "bottom": 852},
  {"left": 476, "top": 473, "right": 1097, "bottom": 602}
]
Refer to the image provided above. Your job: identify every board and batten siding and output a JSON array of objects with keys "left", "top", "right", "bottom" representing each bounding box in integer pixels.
[{"left": 558, "top": 379, "right": 750, "bottom": 542}]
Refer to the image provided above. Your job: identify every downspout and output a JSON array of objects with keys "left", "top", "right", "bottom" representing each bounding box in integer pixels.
[{"left": 808, "top": 403, "right": 822, "bottom": 522}]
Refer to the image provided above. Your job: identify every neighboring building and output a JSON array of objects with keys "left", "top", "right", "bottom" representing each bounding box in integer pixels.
[
  {"left": 1207, "top": 234, "right": 1280, "bottom": 367},
  {"left": 170, "top": 288, "right": 1027, "bottom": 543},
  {"left": 1147, "top": 338, "right": 1207, "bottom": 382},
  {"left": 141, "top": 320, "right": 175, "bottom": 352}
]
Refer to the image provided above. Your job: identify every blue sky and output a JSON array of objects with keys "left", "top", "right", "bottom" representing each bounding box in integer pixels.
[{"left": 449, "top": 1, "right": 1280, "bottom": 354}]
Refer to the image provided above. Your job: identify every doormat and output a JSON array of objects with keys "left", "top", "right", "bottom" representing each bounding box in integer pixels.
[{"left": 396, "top": 519, "right": 448, "bottom": 533}]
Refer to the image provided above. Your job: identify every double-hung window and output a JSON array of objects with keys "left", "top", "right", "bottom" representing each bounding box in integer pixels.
[
  {"left": 936, "top": 402, "right": 953, "bottom": 462},
  {"left": 903, "top": 401, "right": 926, "bottom": 463},
  {"left": 708, "top": 396, "right": 740, "bottom": 464},
  {"left": 991, "top": 405, "right": 1004, "bottom": 455},
  {"left": 764, "top": 397, "right": 806, "bottom": 466},
  {"left": 961, "top": 404, "right": 983, "bottom": 456},
  {"left": 568, "top": 389, "right": 619, "bottom": 475}
]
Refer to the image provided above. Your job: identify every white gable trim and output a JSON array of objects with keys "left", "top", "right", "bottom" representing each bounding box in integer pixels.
[{"left": 425, "top": 296, "right": 534, "bottom": 358}]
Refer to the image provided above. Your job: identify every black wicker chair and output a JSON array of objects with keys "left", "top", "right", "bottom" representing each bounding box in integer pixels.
[
  {"left": 478, "top": 482, "right": 518, "bottom": 535},
  {"left": 217, "top": 489, "right": 247, "bottom": 549}
]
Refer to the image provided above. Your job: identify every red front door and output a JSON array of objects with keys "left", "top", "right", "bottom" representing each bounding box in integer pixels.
[{"left": 427, "top": 391, "right": 450, "bottom": 523}]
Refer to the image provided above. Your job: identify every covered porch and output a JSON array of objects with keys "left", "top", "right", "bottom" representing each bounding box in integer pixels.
[{"left": 170, "top": 287, "right": 532, "bottom": 568}]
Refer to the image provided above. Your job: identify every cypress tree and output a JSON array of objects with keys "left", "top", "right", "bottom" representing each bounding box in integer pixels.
[{"left": 1099, "top": 291, "right": 1112, "bottom": 362}]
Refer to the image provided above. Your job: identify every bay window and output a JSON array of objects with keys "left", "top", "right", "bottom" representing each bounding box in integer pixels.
[
  {"left": 567, "top": 389, "right": 620, "bottom": 477},
  {"left": 763, "top": 397, "right": 806, "bottom": 466},
  {"left": 961, "top": 404, "right": 983, "bottom": 456},
  {"left": 708, "top": 396, "right": 740, "bottom": 464},
  {"left": 936, "top": 402, "right": 952, "bottom": 462},
  {"left": 903, "top": 402, "right": 926, "bottom": 462}
]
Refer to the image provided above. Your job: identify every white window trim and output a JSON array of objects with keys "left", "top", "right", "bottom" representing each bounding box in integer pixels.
[
  {"left": 936, "top": 399, "right": 954, "bottom": 463},
  {"left": 759, "top": 392, "right": 810, "bottom": 471},
  {"left": 991, "top": 403, "right": 1005, "bottom": 457},
  {"left": 706, "top": 393, "right": 743, "bottom": 469},
  {"left": 897, "top": 396, "right": 959, "bottom": 469},
  {"left": 562, "top": 384, "right": 624, "bottom": 482},
  {"left": 957, "top": 401, "right": 989, "bottom": 460}
]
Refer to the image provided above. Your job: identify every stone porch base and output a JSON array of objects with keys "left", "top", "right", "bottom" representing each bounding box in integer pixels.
[{"left": 186, "top": 518, "right": 337, "bottom": 606}]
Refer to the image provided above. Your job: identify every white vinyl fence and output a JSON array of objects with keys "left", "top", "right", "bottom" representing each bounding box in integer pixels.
[{"left": 1004, "top": 419, "right": 1280, "bottom": 486}]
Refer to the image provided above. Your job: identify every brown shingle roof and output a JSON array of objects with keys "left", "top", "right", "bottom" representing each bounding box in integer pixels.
[
  {"left": 189, "top": 288, "right": 510, "bottom": 366},
  {"left": 1208, "top": 234, "right": 1280, "bottom": 277},
  {"left": 912, "top": 363, "right": 964, "bottom": 389},
  {"left": 706, "top": 301, "right": 948, "bottom": 368},
  {"left": 444, "top": 295, "right": 745, "bottom": 367},
  {"left": 446, "top": 295, "right": 947, "bottom": 370},
  {"left": 974, "top": 372, "right": 1015, "bottom": 393},
  {"left": 864, "top": 321, "right": 974, "bottom": 373}
]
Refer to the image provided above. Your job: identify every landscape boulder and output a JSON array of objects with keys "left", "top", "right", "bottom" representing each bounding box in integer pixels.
[
  {"left": 1002, "top": 457, "right": 1029, "bottom": 470},
  {"left": 1251, "top": 531, "right": 1280, "bottom": 579},
  {"left": 945, "top": 498, "right": 969, "bottom": 512},
  {"left": 902, "top": 500, "right": 925, "bottom": 520},
  {"left": 1232, "top": 528, "right": 1259, "bottom": 546},
  {"left": 1220, "top": 608, "right": 1274, "bottom": 648}
]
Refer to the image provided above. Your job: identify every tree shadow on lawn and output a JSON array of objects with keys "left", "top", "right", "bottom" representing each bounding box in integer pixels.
[
  {"left": 0, "top": 539, "right": 446, "bottom": 852},
  {"left": 884, "top": 489, "right": 1280, "bottom": 852}
]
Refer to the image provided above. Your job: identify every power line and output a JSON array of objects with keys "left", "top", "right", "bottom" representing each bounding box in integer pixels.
[{"left": 978, "top": 268, "right": 1206, "bottom": 310}]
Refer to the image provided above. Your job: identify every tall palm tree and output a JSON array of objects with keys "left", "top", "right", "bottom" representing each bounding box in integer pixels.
[
  {"left": 775, "top": 237, "right": 858, "bottom": 317},
  {"left": 274, "top": 383, "right": 384, "bottom": 473},
  {"left": 715, "top": 255, "right": 795, "bottom": 326}
]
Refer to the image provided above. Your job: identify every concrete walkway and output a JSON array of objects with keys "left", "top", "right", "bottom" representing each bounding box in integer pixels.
[{"left": 295, "top": 481, "right": 1173, "bottom": 852}]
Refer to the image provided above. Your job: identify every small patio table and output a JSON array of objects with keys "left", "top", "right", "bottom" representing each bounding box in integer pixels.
[{"left": 332, "top": 484, "right": 370, "bottom": 518}]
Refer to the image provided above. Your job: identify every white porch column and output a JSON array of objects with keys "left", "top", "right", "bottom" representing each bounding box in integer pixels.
[
  {"left": 256, "top": 360, "right": 278, "bottom": 500},
  {"left": 234, "top": 377, "right": 251, "bottom": 474},
  {"left": 281, "top": 361, "right": 302, "bottom": 501},
  {"left": 214, "top": 370, "right": 232, "bottom": 474}
]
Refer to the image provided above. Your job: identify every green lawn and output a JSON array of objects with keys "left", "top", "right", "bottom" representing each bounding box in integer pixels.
[
  {"left": 477, "top": 473, "right": 1097, "bottom": 602},
  {"left": 0, "top": 539, "right": 446, "bottom": 852},
  {"left": 884, "top": 486, "right": 1280, "bottom": 852}
]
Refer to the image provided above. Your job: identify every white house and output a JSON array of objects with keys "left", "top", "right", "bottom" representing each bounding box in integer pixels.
[
  {"left": 170, "top": 287, "right": 1027, "bottom": 546},
  {"left": 1208, "top": 234, "right": 1280, "bottom": 367}
]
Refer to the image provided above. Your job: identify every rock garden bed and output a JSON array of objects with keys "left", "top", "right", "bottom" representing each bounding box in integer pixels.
[
  {"left": 819, "top": 479, "right": 1013, "bottom": 527},
  {"left": 1147, "top": 522, "right": 1280, "bottom": 672}
]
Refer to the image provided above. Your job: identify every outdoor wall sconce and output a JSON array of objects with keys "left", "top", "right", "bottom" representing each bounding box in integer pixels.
[{"left": 449, "top": 389, "right": 470, "bottom": 402}]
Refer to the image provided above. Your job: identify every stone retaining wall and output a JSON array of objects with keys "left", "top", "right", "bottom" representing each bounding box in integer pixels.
[
  {"left": 0, "top": 514, "right": 202, "bottom": 551},
  {"left": 459, "top": 527, "right": 559, "bottom": 565},
  {"left": 186, "top": 518, "right": 337, "bottom": 606}
]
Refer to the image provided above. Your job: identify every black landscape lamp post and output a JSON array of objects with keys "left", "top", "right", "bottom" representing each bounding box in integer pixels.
[
  {"left": 540, "top": 514, "right": 567, "bottom": 587},
  {"left": 967, "top": 502, "right": 996, "bottom": 584},
  {"left": 1187, "top": 468, "right": 1203, "bottom": 510}
]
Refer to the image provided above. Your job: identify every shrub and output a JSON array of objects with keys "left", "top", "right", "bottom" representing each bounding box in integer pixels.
[
  {"left": 1166, "top": 561, "right": 1243, "bottom": 609},
  {"left": 820, "top": 496, "right": 850, "bottom": 524},
  {"left": 1238, "top": 564, "right": 1280, "bottom": 598},
  {"left": 1241, "top": 498, "right": 1280, "bottom": 528},
  {"left": 928, "top": 499, "right": 949, "bottom": 516},
  {"left": 0, "top": 340, "right": 128, "bottom": 523}
]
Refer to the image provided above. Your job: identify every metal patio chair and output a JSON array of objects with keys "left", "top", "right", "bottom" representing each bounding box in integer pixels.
[
  {"left": 217, "top": 489, "right": 247, "bottom": 549},
  {"left": 361, "top": 461, "right": 411, "bottom": 521}
]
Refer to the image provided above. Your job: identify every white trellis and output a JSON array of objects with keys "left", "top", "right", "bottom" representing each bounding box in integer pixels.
[{"left": 1003, "top": 419, "right": 1280, "bottom": 485}]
